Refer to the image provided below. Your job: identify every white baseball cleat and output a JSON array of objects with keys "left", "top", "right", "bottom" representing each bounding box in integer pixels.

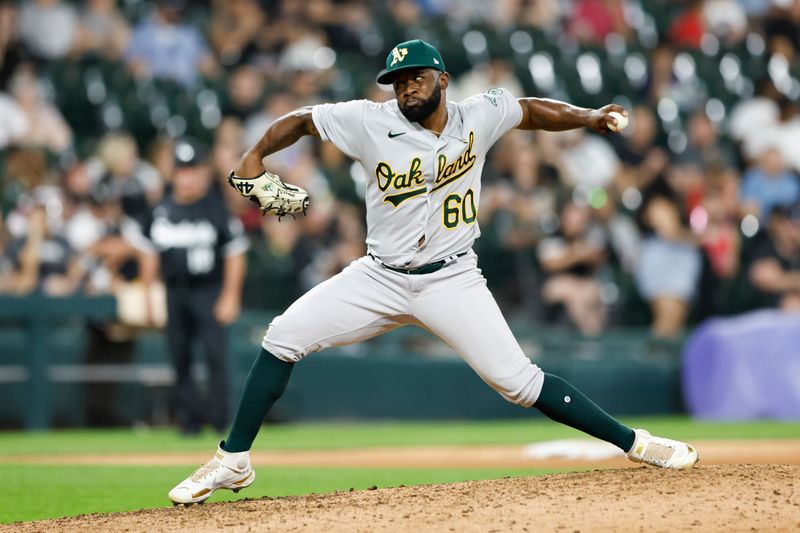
[
  {"left": 168, "top": 444, "right": 255, "bottom": 505},
  {"left": 626, "top": 429, "right": 699, "bottom": 470}
]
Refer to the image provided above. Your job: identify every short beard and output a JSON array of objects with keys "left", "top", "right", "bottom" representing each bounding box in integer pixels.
[{"left": 399, "top": 81, "right": 442, "bottom": 123}]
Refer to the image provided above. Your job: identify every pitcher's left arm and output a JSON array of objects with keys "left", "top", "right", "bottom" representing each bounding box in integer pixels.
[{"left": 516, "top": 98, "right": 626, "bottom": 134}]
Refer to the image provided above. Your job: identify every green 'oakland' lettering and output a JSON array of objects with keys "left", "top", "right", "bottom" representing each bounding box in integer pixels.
[
  {"left": 432, "top": 131, "right": 476, "bottom": 192},
  {"left": 376, "top": 157, "right": 424, "bottom": 192},
  {"left": 376, "top": 157, "right": 426, "bottom": 207}
]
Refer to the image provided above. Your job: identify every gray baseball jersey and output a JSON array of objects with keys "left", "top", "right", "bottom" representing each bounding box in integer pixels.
[
  {"left": 311, "top": 88, "right": 522, "bottom": 268},
  {"left": 263, "top": 89, "right": 544, "bottom": 408}
]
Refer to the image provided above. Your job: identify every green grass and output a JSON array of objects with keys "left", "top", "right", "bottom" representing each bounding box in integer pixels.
[
  {"left": 2, "top": 417, "right": 798, "bottom": 523},
  {"left": 3, "top": 465, "right": 562, "bottom": 524},
  {"left": 1, "top": 417, "right": 798, "bottom": 456}
]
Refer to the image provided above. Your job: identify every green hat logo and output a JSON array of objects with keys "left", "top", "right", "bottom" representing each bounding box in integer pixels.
[{"left": 390, "top": 46, "right": 408, "bottom": 67}]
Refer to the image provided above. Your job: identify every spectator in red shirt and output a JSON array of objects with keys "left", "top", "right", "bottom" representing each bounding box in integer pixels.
[
  {"left": 668, "top": 1, "right": 705, "bottom": 48},
  {"left": 568, "top": 0, "right": 632, "bottom": 45}
]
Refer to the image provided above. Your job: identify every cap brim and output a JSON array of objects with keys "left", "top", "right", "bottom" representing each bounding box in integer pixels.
[
  {"left": 376, "top": 69, "right": 396, "bottom": 85},
  {"left": 376, "top": 64, "right": 444, "bottom": 85}
]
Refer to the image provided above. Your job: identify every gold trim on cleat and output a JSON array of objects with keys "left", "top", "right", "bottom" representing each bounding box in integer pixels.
[{"left": 191, "top": 488, "right": 211, "bottom": 499}]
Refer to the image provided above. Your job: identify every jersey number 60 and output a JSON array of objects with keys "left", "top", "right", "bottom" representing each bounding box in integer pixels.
[{"left": 443, "top": 188, "right": 477, "bottom": 229}]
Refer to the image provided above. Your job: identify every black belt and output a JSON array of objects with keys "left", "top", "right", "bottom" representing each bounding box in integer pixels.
[{"left": 369, "top": 252, "right": 467, "bottom": 275}]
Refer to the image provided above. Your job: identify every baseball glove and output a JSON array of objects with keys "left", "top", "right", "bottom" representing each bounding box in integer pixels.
[{"left": 228, "top": 170, "right": 310, "bottom": 218}]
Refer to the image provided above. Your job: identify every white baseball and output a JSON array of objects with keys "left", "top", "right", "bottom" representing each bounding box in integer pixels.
[{"left": 606, "top": 111, "right": 628, "bottom": 132}]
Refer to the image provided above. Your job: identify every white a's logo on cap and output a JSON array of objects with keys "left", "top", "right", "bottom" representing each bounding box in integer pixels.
[{"left": 390, "top": 47, "right": 408, "bottom": 67}]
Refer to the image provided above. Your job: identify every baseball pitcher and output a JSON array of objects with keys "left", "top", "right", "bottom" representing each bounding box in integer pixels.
[{"left": 168, "top": 39, "right": 698, "bottom": 505}]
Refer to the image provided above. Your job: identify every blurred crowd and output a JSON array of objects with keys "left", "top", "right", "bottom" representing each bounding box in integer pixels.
[{"left": 1, "top": 0, "right": 799, "bottom": 338}]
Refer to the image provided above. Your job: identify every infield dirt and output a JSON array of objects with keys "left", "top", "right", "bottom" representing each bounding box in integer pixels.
[{"left": 5, "top": 464, "right": 799, "bottom": 532}]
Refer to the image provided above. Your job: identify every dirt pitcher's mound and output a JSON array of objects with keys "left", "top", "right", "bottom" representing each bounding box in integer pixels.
[{"left": 6, "top": 465, "right": 799, "bottom": 532}]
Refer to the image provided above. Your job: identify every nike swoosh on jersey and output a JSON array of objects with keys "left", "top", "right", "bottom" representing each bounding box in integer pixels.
[{"left": 388, "top": 131, "right": 406, "bottom": 138}]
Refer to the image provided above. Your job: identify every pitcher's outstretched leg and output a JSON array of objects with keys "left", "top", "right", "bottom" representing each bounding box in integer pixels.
[
  {"left": 534, "top": 373, "right": 635, "bottom": 451},
  {"left": 534, "top": 373, "right": 698, "bottom": 469}
]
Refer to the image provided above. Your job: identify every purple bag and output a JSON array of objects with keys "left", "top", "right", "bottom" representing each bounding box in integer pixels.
[{"left": 682, "top": 310, "right": 800, "bottom": 420}]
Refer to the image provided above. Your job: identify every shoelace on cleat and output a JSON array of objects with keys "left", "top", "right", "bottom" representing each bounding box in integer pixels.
[
  {"left": 190, "top": 460, "right": 220, "bottom": 482},
  {"left": 642, "top": 442, "right": 675, "bottom": 465}
]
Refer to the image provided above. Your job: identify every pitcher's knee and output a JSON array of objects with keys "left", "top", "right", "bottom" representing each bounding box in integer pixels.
[
  {"left": 262, "top": 323, "right": 311, "bottom": 363},
  {"left": 493, "top": 364, "right": 545, "bottom": 408}
]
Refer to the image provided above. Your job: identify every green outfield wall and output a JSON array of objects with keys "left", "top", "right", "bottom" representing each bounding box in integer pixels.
[{"left": 0, "top": 296, "right": 684, "bottom": 429}]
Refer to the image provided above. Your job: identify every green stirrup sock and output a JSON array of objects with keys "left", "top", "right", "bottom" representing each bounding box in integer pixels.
[
  {"left": 222, "top": 348, "right": 294, "bottom": 453},
  {"left": 534, "top": 373, "right": 635, "bottom": 452}
]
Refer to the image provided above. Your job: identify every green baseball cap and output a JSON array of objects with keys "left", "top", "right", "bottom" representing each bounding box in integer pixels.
[{"left": 376, "top": 39, "right": 446, "bottom": 85}]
